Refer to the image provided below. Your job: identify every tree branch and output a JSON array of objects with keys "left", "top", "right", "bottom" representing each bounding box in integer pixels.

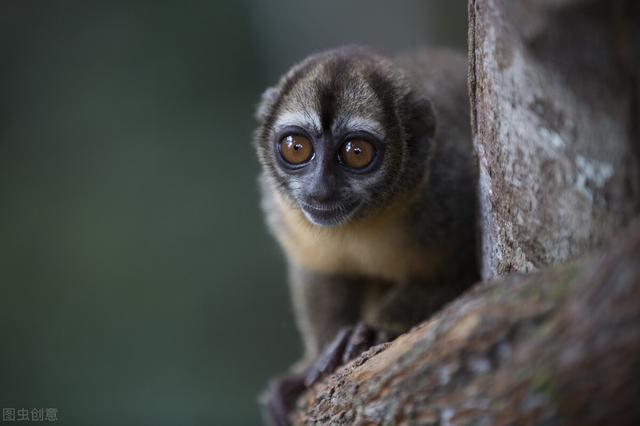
[{"left": 294, "top": 221, "right": 640, "bottom": 425}]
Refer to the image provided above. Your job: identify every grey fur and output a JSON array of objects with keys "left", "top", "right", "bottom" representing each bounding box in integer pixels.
[{"left": 255, "top": 46, "right": 479, "bottom": 369}]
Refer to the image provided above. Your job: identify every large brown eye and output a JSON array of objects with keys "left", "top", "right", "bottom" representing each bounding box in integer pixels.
[
  {"left": 339, "top": 139, "right": 375, "bottom": 169},
  {"left": 279, "top": 134, "right": 313, "bottom": 165}
]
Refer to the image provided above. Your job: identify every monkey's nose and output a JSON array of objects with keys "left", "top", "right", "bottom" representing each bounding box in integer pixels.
[
  {"left": 306, "top": 170, "right": 339, "bottom": 204},
  {"left": 307, "top": 187, "right": 336, "bottom": 204}
]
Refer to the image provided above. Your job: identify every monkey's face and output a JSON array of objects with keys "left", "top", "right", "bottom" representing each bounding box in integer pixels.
[{"left": 255, "top": 47, "right": 434, "bottom": 227}]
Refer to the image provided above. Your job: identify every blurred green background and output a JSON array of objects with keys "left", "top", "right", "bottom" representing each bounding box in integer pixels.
[{"left": 0, "top": 2, "right": 465, "bottom": 425}]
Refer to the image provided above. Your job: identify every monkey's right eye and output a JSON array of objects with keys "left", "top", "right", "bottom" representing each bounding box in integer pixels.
[{"left": 278, "top": 135, "right": 314, "bottom": 165}]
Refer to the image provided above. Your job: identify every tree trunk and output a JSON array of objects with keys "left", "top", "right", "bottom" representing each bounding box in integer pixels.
[
  {"left": 289, "top": 0, "right": 640, "bottom": 424},
  {"left": 469, "top": 0, "right": 640, "bottom": 279}
]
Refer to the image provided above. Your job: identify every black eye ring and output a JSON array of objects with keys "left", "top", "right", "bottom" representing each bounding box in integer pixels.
[
  {"left": 336, "top": 132, "right": 383, "bottom": 174},
  {"left": 274, "top": 126, "right": 315, "bottom": 170}
]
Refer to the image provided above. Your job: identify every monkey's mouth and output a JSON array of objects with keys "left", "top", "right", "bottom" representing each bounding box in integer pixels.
[{"left": 299, "top": 200, "right": 360, "bottom": 227}]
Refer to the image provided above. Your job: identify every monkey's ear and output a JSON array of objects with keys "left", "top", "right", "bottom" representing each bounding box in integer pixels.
[
  {"left": 401, "top": 91, "right": 436, "bottom": 142},
  {"left": 255, "top": 86, "right": 279, "bottom": 123}
]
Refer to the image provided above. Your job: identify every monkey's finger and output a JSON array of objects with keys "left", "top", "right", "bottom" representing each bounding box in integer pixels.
[
  {"left": 303, "top": 326, "right": 352, "bottom": 388},
  {"left": 341, "top": 322, "right": 376, "bottom": 364}
]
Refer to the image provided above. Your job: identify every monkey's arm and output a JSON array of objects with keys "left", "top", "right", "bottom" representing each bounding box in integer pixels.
[
  {"left": 261, "top": 269, "right": 366, "bottom": 426},
  {"left": 288, "top": 267, "right": 366, "bottom": 368},
  {"left": 364, "top": 273, "right": 473, "bottom": 335}
]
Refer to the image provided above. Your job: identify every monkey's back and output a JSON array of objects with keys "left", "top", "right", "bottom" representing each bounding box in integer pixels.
[
  {"left": 394, "top": 49, "right": 470, "bottom": 147},
  {"left": 396, "top": 48, "right": 479, "bottom": 287}
]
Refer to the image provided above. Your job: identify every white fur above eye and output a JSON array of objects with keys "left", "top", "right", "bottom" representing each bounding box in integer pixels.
[
  {"left": 336, "top": 116, "right": 386, "bottom": 141},
  {"left": 274, "top": 110, "right": 321, "bottom": 135}
]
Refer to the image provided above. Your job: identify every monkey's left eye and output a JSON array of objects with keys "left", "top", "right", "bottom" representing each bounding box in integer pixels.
[
  {"left": 279, "top": 134, "right": 314, "bottom": 165},
  {"left": 338, "top": 139, "right": 376, "bottom": 170}
]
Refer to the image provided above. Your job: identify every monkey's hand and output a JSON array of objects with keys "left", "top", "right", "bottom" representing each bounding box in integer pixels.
[
  {"left": 303, "top": 322, "right": 394, "bottom": 388},
  {"left": 262, "top": 323, "right": 393, "bottom": 426},
  {"left": 261, "top": 373, "right": 306, "bottom": 426}
]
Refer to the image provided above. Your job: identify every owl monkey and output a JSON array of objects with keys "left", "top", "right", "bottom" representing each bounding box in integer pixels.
[{"left": 254, "top": 46, "right": 478, "bottom": 424}]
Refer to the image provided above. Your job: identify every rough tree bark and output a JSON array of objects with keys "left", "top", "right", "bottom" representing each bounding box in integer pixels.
[
  {"left": 469, "top": 0, "right": 640, "bottom": 279},
  {"left": 289, "top": 0, "right": 640, "bottom": 424},
  {"left": 294, "top": 221, "right": 640, "bottom": 425}
]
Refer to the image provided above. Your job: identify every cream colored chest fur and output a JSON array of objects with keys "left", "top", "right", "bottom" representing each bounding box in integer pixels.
[{"left": 273, "top": 193, "right": 438, "bottom": 283}]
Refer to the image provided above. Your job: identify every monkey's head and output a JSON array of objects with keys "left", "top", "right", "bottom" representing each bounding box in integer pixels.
[{"left": 254, "top": 46, "right": 436, "bottom": 227}]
